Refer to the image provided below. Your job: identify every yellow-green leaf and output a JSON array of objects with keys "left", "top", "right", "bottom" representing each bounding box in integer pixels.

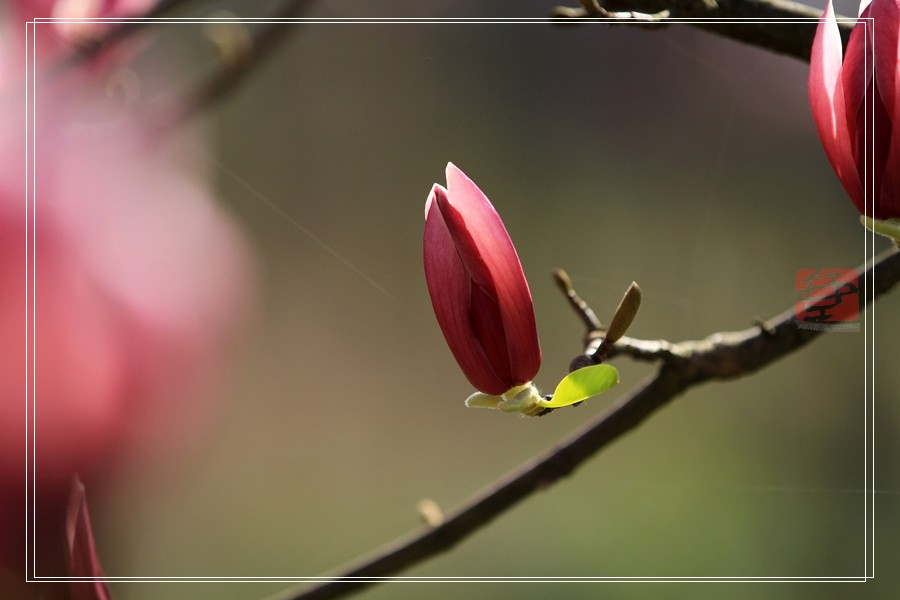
[{"left": 541, "top": 364, "right": 619, "bottom": 408}]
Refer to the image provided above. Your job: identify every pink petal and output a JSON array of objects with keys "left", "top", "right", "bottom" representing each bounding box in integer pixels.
[
  {"left": 66, "top": 478, "right": 112, "bottom": 600},
  {"left": 870, "top": 0, "right": 900, "bottom": 217},
  {"left": 433, "top": 193, "right": 513, "bottom": 386},
  {"left": 443, "top": 163, "right": 540, "bottom": 387},
  {"left": 843, "top": 4, "right": 876, "bottom": 212},
  {"left": 424, "top": 186, "right": 508, "bottom": 394},
  {"left": 810, "top": 0, "right": 864, "bottom": 211}
]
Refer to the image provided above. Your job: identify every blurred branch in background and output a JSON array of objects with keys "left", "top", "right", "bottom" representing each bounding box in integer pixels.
[
  {"left": 277, "top": 247, "right": 899, "bottom": 600},
  {"left": 154, "top": 0, "right": 314, "bottom": 129},
  {"left": 53, "top": 0, "right": 196, "bottom": 73},
  {"left": 551, "top": 0, "right": 856, "bottom": 61},
  {"left": 56, "top": 0, "right": 850, "bottom": 103},
  {"left": 50, "top": 0, "right": 313, "bottom": 128}
]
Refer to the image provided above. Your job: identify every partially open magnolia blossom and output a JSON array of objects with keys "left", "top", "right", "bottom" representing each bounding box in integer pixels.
[
  {"left": 809, "top": 0, "right": 900, "bottom": 242},
  {"left": 424, "top": 163, "right": 543, "bottom": 410},
  {"left": 423, "top": 163, "right": 618, "bottom": 416}
]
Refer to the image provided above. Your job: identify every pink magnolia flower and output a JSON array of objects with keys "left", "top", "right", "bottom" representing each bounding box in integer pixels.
[
  {"left": 809, "top": 0, "right": 900, "bottom": 221},
  {"left": 423, "top": 163, "right": 541, "bottom": 396},
  {"left": 0, "top": 51, "right": 253, "bottom": 584}
]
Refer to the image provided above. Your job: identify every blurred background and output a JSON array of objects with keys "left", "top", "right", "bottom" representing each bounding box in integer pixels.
[{"left": 19, "top": 0, "right": 900, "bottom": 599}]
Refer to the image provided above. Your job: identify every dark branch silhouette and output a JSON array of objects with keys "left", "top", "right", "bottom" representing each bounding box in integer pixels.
[
  {"left": 275, "top": 248, "right": 898, "bottom": 600},
  {"left": 54, "top": 0, "right": 850, "bottom": 82},
  {"left": 551, "top": 0, "right": 856, "bottom": 61}
]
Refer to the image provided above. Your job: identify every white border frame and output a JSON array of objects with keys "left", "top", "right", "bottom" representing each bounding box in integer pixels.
[{"left": 23, "top": 14, "right": 876, "bottom": 585}]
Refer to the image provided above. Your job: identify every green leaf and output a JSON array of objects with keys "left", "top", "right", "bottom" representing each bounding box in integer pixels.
[{"left": 541, "top": 364, "right": 619, "bottom": 409}]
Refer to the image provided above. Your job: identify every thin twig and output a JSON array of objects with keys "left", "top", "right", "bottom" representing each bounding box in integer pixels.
[
  {"left": 551, "top": 0, "right": 856, "bottom": 61},
  {"left": 552, "top": 269, "right": 603, "bottom": 333},
  {"left": 276, "top": 248, "right": 899, "bottom": 600},
  {"left": 568, "top": 0, "right": 672, "bottom": 23}
]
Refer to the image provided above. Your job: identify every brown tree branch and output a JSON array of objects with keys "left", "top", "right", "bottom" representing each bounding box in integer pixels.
[
  {"left": 275, "top": 248, "right": 899, "bottom": 600},
  {"left": 551, "top": 0, "right": 857, "bottom": 61}
]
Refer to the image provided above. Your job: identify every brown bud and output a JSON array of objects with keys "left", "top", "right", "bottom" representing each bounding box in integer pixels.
[{"left": 605, "top": 282, "right": 641, "bottom": 344}]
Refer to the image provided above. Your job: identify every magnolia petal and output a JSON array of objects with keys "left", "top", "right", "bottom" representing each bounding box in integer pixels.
[
  {"left": 869, "top": 0, "right": 899, "bottom": 116},
  {"left": 424, "top": 186, "right": 508, "bottom": 395},
  {"left": 444, "top": 163, "right": 541, "bottom": 386},
  {"left": 843, "top": 5, "right": 878, "bottom": 215},
  {"left": 432, "top": 186, "right": 513, "bottom": 385},
  {"left": 869, "top": 0, "right": 900, "bottom": 218},
  {"left": 810, "top": 0, "right": 864, "bottom": 210},
  {"left": 841, "top": 6, "right": 873, "bottom": 137},
  {"left": 541, "top": 365, "right": 619, "bottom": 409},
  {"left": 66, "top": 478, "right": 112, "bottom": 600}
]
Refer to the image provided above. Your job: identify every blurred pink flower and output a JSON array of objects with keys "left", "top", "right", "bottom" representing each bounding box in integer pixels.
[
  {"left": 809, "top": 0, "right": 900, "bottom": 220},
  {"left": 423, "top": 163, "right": 541, "bottom": 396},
  {"left": 0, "top": 40, "right": 254, "bottom": 585}
]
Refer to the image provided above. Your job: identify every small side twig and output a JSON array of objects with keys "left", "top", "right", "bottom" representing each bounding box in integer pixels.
[
  {"left": 556, "top": 0, "right": 671, "bottom": 24},
  {"left": 552, "top": 269, "right": 603, "bottom": 333},
  {"left": 556, "top": 273, "right": 644, "bottom": 364}
]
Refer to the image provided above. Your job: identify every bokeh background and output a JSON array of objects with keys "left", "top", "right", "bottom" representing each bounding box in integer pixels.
[{"left": 30, "top": 1, "right": 900, "bottom": 599}]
